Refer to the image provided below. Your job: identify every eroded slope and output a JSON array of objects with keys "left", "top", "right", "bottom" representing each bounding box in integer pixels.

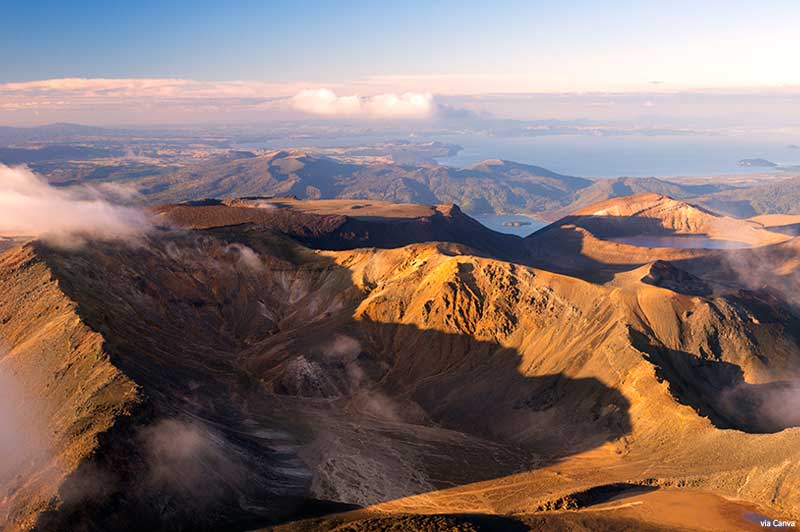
[{"left": 0, "top": 203, "right": 799, "bottom": 530}]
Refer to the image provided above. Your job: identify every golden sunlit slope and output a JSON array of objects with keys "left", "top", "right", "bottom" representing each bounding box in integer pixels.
[
  {"left": 1, "top": 198, "right": 799, "bottom": 531},
  {"left": 333, "top": 244, "right": 800, "bottom": 498},
  {"left": 272, "top": 238, "right": 800, "bottom": 530},
  {"left": 564, "top": 193, "right": 789, "bottom": 246},
  {"left": 525, "top": 194, "right": 795, "bottom": 283},
  {"left": 0, "top": 246, "right": 140, "bottom": 531}
]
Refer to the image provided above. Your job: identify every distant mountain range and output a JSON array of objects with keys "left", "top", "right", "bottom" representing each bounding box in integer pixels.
[
  {"left": 131, "top": 150, "right": 596, "bottom": 217},
  {"left": 694, "top": 175, "right": 800, "bottom": 217},
  {"left": 131, "top": 149, "right": 791, "bottom": 221},
  {"left": 3, "top": 136, "right": 800, "bottom": 221}
]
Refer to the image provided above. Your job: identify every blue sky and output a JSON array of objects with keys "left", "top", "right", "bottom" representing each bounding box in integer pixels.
[
  {"left": 3, "top": 0, "right": 799, "bottom": 89},
  {"left": 1, "top": 1, "right": 799, "bottom": 125}
]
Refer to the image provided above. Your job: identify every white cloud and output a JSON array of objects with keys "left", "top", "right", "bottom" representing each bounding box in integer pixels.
[
  {"left": 0, "top": 362, "right": 52, "bottom": 482},
  {"left": 0, "top": 164, "right": 151, "bottom": 246},
  {"left": 7, "top": 77, "right": 798, "bottom": 126},
  {"left": 0, "top": 78, "right": 309, "bottom": 100},
  {"left": 291, "top": 88, "right": 437, "bottom": 118},
  {"left": 0, "top": 78, "right": 324, "bottom": 125},
  {"left": 0, "top": 78, "right": 445, "bottom": 123}
]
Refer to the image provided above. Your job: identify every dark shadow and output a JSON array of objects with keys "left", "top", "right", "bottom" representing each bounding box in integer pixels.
[
  {"left": 641, "top": 260, "right": 712, "bottom": 296},
  {"left": 699, "top": 199, "right": 758, "bottom": 218},
  {"left": 523, "top": 212, "right": 764, "bottom": 283},
  {"left": 270, "top": 512, "right": 530, "bottom": 532},
  {"left": 524, "top": 222, "right": 638, "bottom": 283},
  {"left": 536, "top": 213, "right": 700, "bottom": 240},
  {"left": 630, "top": 329, "right": 800, "bottom": 434},
  {"left": 156, "top": 201, "right": 526, "bottom": 264},
  {"left": 324, "top": 207, "right": 524, "bottom": 261},
  {"left": 533, "top": 482, "right": 659, "bottom": 511},
  {"left": 162, "top": 201, "right": 719, "bottom": 287},
  {"left": 283, "top": 157, "right": 360, "bottom": 198},
  {"left": 28, "top": 223, "right": 632, "bottom": 531},
  {"left": 760, "top": 222, "right": 800, "bottom": 237},
  {"left": 670, "top": 243, "right": 800, "bottom": 316}
]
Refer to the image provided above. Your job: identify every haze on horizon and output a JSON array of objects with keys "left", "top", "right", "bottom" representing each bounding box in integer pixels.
[{"left": 2, "top": 0, "right": 800, "bottom": 126}]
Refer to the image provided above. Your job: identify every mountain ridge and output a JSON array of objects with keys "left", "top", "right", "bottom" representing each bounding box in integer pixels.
[{"left": 1, "top": 196, "right": 799, "bottom": 531}]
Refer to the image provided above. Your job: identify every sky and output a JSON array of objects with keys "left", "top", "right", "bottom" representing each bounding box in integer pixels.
[{"left": 1, "top": 0, "right": 800, "bottom": 125}]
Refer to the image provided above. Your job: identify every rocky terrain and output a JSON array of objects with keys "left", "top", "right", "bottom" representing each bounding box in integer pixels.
[
  {"left": 1, "top": 194, "right": 799, "bottom": 531},
  {"left": 152, "top": 198, "right": 522, "bottom": 260}
]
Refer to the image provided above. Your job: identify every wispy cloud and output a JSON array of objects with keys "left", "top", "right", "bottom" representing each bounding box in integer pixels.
[
  {"left": 0, "top": 359, "right": 52, "bottom": 483},
  {"left": 3, "top": 77, "right": 800, "bottom": 126},
  {"left": 0, "top": 78, "right": 309, "bottom": 100},
  {"left": 0, "top": 78, "right": 283, "bottom": 123},
  {"left": 0, "top": 164, "right": 151, "bottom": 246},
  {"left": 290, "top": 88, "right": 436, "bottom": 118},
  {"left": 0, "top": 78, "right": 447, "bottom": 123}
]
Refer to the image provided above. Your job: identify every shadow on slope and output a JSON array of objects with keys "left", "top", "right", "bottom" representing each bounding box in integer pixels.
[
  {"left": 155, "top": 201, "right": 525, "bottom": 263},
  {"left": 538, "top": 214, "right": 693, "bottom": 239},
  {"left": 523, "top": 212, "right": 761, "bottom": 283},
  {"left": 630, "top": 330, "right": 800, "bottom": 434},
  {"left": 525, "top": 223, "right": 643, "bottom": 283},
  {"left": 273, "top": 512, "right": 530, "bottom": 532},
  {"left": 25, "top": 227, "right": 632, "bottom": 531}
]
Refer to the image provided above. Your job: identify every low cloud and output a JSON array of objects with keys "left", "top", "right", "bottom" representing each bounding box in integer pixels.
[
  {"left": 224, "top": 243, "right": 264, "bottom": 272},
  {"left": 5, "top": 77, "right": 800, "bottom": 127},
  {"left": 291, "top": 88, "right": 437, "bottom": 119},
  {"left": 0, "top": 363, "right": 52, "bottom": 486},
  {"left": 0, "top": 78, "right": 449, "bottom": 124},
  {"left": 720, "top": 380, "right": 800, "bottom": 432},
  {"left": 324, "top": 334, "right": 362, "bottom": 359},
  {"left": 0, "top": 164, "right": 151, "bottom": 246},
  {"left": 0, "top": 354, "right": 53, "bottom": 502},
  {"left": 162, "top": 236, "right": 266, "bottom": 274},
  {"left": 718, "top": 244, "right": 800, "bottom": 309},
  {"left": 138, "top": 419, "right": 243, "bottom": 502}
]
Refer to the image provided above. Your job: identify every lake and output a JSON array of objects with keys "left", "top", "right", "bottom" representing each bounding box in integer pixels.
[
  {"left": 432, "top": 132, "right": 800, "bottom": 178},
  {"left": 240, "top": 130, "right": 800, "bottom": 179},
  {"left": 473, "top": 214, "right": 548, "bottom": 237},
  {"left": 609, "top": 235, "right": 750, "bottom": 249}
]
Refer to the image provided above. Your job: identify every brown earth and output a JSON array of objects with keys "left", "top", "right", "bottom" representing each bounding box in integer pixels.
[
  {"left": 153, "top": 198, "right": 524, "bottom": 261},
  {"left": 0, "top": 194, "right": 799, "bottom": 531}
]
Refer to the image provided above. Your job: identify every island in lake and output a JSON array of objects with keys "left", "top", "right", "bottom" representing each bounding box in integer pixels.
[
  {"left": 738, "top": 158, "right": 778, "bottom": 167},
  {"left": 502, "top": 220, "right": 533, "bottom": 227}
]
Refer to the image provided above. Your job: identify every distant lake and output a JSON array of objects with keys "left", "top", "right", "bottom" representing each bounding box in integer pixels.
[
  {"left": 473, "top": 214, "right": 548, "bottom": 237},
  {"left": 239, "top": 131, "right": 800, "bottom": 179},
  {"left": 609, "top": 235, "right": 750, "bottom": 249},
  {"left": 432, "top": 132, "right": 800, "bottom": 178}
]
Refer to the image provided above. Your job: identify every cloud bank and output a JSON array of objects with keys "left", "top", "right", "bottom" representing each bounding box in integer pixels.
[
  {"left": 0, "top": 78, "right": 448, "bottom": 123},
  {"left": 4, "top": 77, "right": 800, "bottom": 127},
  {"left": 0, "top": 164, "right": 150, "bottom": 245},
  {"left": 291, "top": 89, "right": 437, "bottom": 118}
]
